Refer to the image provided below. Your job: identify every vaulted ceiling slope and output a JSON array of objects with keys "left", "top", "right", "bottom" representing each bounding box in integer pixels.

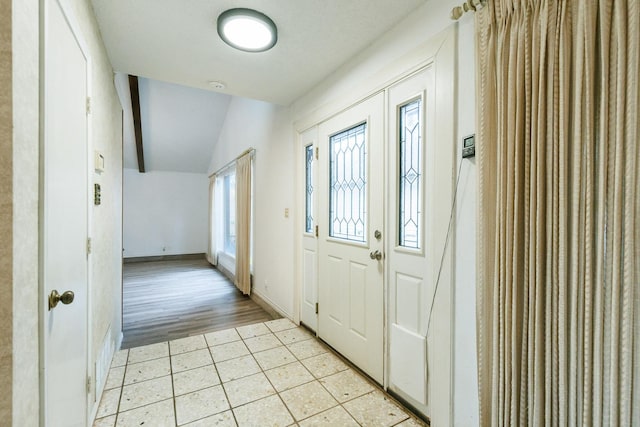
[
  {"left": 93, "top": 0, "right": 426, "bottom": 106},
  {"left": 115, "top": 74, "right": 231, "bottom": 173}
]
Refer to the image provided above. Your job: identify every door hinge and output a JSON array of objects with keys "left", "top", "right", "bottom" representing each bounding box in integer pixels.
[
  {"left": 315, "top": 147, "right": 319, "bottom": 159},
  {"left": 86, "top": 376, "right": 92, "bottom": 394},
  {"left": 315, "top": 225, "right": 318, "bottom": 237},
  {"left": 315, "top": 302, "right": 319, "bottom": 314},
  {"left": 87, "top": 237, "right": 92, "bottom": 255},
  {"left": 86, "top": 97, "right": 91, "bottom": 115}
]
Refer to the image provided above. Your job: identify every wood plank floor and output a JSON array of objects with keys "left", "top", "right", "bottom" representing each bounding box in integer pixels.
[{"left": 121, "top": 258, "right": 277, "bottom": 349}]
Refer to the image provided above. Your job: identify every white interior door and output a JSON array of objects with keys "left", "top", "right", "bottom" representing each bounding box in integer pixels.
[
  {"left": 300, "top": 127, "right": 318, "bottom": 332},
  {"left": 386, "top": 68, "right": 434, "bottom": 413},
  {"left": 317, "top": 93, "right": 385, "bottom": 383},
  {"left": 43, "top": 0, "right": 90, "bottom": 425}
]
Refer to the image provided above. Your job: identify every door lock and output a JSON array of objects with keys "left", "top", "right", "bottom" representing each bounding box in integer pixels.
[
  {"left": 369, "top": 250, "right": 382, "bottom": 261},
  {"left": 48, "top": 289, "right": 75, "bottom": 310},
  {"left": 374, "top": 230, "right": 382, "bottom": 240}
]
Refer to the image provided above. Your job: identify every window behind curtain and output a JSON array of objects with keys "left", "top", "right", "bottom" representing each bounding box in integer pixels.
[{"left": 223, "top": 172, "right": 236, "bottom": 255}]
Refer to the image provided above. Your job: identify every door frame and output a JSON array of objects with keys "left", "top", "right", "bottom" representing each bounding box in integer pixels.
[
  {"left": 294, "top": 25, "right": 456, "bottom": 425},
  {"left": 39, "top": 0, "right": 94, "bottom": 424}
]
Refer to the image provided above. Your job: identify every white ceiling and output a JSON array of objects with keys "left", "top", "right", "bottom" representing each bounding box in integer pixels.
[
  {"left": 102, "top": 1, "right": 427, "bottom": 173},
  {"left": 92, "top": 0, "right": 426, "bottom": 106}
]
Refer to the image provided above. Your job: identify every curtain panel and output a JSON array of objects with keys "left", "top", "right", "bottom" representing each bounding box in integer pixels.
[
  {"left": 235, "top": 153, "right": 252, "bottom": 295},
  {"left": 475, "top": 1, "right": 639, "bottom": 425},
  {"left": 207, "top": 175, "right": 217, "bottom": 266}
]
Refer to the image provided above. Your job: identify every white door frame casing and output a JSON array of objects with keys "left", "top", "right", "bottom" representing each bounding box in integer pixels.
[
  {"left": 294, "top": 26, "right": 457, "bottom": 425},
  {"left": 40, "top": 0, "right": 95, "bottom": 424}
]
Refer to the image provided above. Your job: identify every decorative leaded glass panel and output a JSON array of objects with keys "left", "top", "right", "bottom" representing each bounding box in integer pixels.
[
  {"left": 305, "top": 145, "right": 314, "bottom": 233},
  {"left": 398, "top": 99, "right": 422, "bottom": 248},
  {"left": 329, "top": 123, "right": 367, "bottom": 242}
]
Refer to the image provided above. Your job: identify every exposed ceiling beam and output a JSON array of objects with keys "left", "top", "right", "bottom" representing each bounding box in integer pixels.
[{"left": 128, "top": 74, "right": 145, "bottom": 173}]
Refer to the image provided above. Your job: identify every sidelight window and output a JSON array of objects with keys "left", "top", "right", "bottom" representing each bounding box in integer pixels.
[
  {"left": 398, "top": 99, "right": 422, "bottom": 249},
  {"left": 305, "top": 145, "right": 314, "bottom": 233}
]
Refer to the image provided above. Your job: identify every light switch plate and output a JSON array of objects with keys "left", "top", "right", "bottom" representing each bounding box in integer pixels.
[
  {"left": 95, "top": 151, "right": 105, "bottom": 173},
  {"left": 462, "top": 134, "right": 475, "bottom": 158}
]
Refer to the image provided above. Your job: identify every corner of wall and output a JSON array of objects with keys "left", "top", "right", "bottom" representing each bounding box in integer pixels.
[{"left": 11, "top": 0, "right": 41, "bottom": 425}]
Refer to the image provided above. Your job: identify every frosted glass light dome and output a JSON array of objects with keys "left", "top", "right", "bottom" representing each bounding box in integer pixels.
[{"left": 217, "top": 8, "right": 277, "bottom": 52}]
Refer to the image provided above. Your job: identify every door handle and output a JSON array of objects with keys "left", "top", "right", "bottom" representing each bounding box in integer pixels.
[
  {"left": 48, "top": 289, "right": 75, "bottom": 310},
  {"left": 369, "top": 250, "right": 382, "bottom": 261}
]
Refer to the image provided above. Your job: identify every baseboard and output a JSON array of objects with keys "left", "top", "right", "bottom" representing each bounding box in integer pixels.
[
  {"left": 123, "top": 253, "right": 206, "bottom": 263},
  {"left": 90, "top": 328, "right": 123, "bottom": 425},
  {"left": 216, "top": 263, "right": 236, "bottom": 283},
  {"left": 116, "top": 331, "right": 123, "bottom": 352},
  {"left": 250, "top": 289, "right": 290, "bottom": 320}
]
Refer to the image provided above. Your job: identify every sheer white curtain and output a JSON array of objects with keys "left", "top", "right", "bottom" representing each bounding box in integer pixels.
[
  {"left": 475, "top": 1, "right": 639, "bottom": 425},
  {"left": 206, "top": 175, "right": 217, "bottom": 266},
  {"left": 234, "top": 153, "right": 252, "bottom": 295}
]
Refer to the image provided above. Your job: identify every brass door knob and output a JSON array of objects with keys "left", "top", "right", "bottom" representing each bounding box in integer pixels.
[
  {"left": 369, "top": 250, "right": 383, "bottom": 261},
  {"left": 48, "top": 289, "right": 75, "bottom": 310}
]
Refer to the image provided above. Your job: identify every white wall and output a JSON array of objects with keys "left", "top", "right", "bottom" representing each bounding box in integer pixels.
[
  {"left": 453, "top": 14, "right": 480, "bottom": 427},
  {"left": 123, "top": 169, "right": 208, "bottom": 258},
  {"left": 208, "top": 97, "right": 295, "bottom": 317},
  {"left": 11, "top": 0, "right": 124, "bottom": 423},
  {"left": 207, "top": 1, "right": 479, "bottom": 424}
]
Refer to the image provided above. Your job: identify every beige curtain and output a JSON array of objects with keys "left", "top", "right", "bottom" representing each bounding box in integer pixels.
[
  {"left": 476, "top": 1, "right": 639, "bottom": 426},
  {"left": 206, "top": 175, "right": 217, "bottom": 266},
  {"left": 235, "top": 153, "right": 252, "bottom": 295}
]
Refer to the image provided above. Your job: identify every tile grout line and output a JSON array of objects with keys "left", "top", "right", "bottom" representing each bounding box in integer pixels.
[
  {"left": 168, "top": 342, "right": 179, "bottom": 427},
  {"left": 246, "top": 325, "right": 299, "bottom": 425},
  {"left": 243, "top": 322, "right": 354, "bottom": 425},
  {"left": 280, "top": 331, "right": 361, "bottom": 426},
  {"left": 113, "top": 349, "right": 128, "bottom": 426},
  {"left": 105, "top": 321, "right": 424, "bottom": 426},
  {"left": 208, "top": 330, "right": 240, "bottom": 427}
]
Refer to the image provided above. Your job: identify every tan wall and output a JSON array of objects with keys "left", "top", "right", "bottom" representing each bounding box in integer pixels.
[
  {"left": 0, "top": 0, "right": 13, "bottom": 421},
  {"left": 12, "top": 0, "right": 41, "bottom": 424}
]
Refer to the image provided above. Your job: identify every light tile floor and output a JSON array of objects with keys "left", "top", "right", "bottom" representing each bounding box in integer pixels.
[{"left": 94, "top": 319, "right": 427, "bottom": 427}]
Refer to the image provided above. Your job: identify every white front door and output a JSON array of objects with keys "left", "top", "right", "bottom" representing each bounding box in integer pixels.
[
  {"left": 317, "top": 93, "right": 385, "bottom": 383},
  {"left": 43, "top": 0, "right": 90, "bottom": 425}
]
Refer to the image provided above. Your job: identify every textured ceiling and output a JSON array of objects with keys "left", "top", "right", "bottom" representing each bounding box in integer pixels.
[{"left": 93, "top": 0, "right": 426, "bottom": 105}]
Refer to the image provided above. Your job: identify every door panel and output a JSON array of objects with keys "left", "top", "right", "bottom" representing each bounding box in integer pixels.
[
  {"left": 387, "top": 68, "right": 433, "bottom": 409},
  {"left": 318, "top": 93, "right": 384, "bottom": 383},
  {"left": 395, "top": 273, "right": 422, "bottom": 330},
  {"left": 348, "top": 261, "right": 367, "bottom": 337},
  {"left": 43, "top": 1, "right": 89, "bottom": 425},
  {"left": 327, "top": 255, "right": 344, "bottom": 324}
]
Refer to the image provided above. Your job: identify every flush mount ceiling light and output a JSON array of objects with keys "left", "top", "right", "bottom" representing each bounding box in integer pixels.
[
  {"left": 217, "top": 8, "right": 277, "bottom": 52},
  {"left": 208, "top": 80, "right": 226, "bottom": 90}
]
